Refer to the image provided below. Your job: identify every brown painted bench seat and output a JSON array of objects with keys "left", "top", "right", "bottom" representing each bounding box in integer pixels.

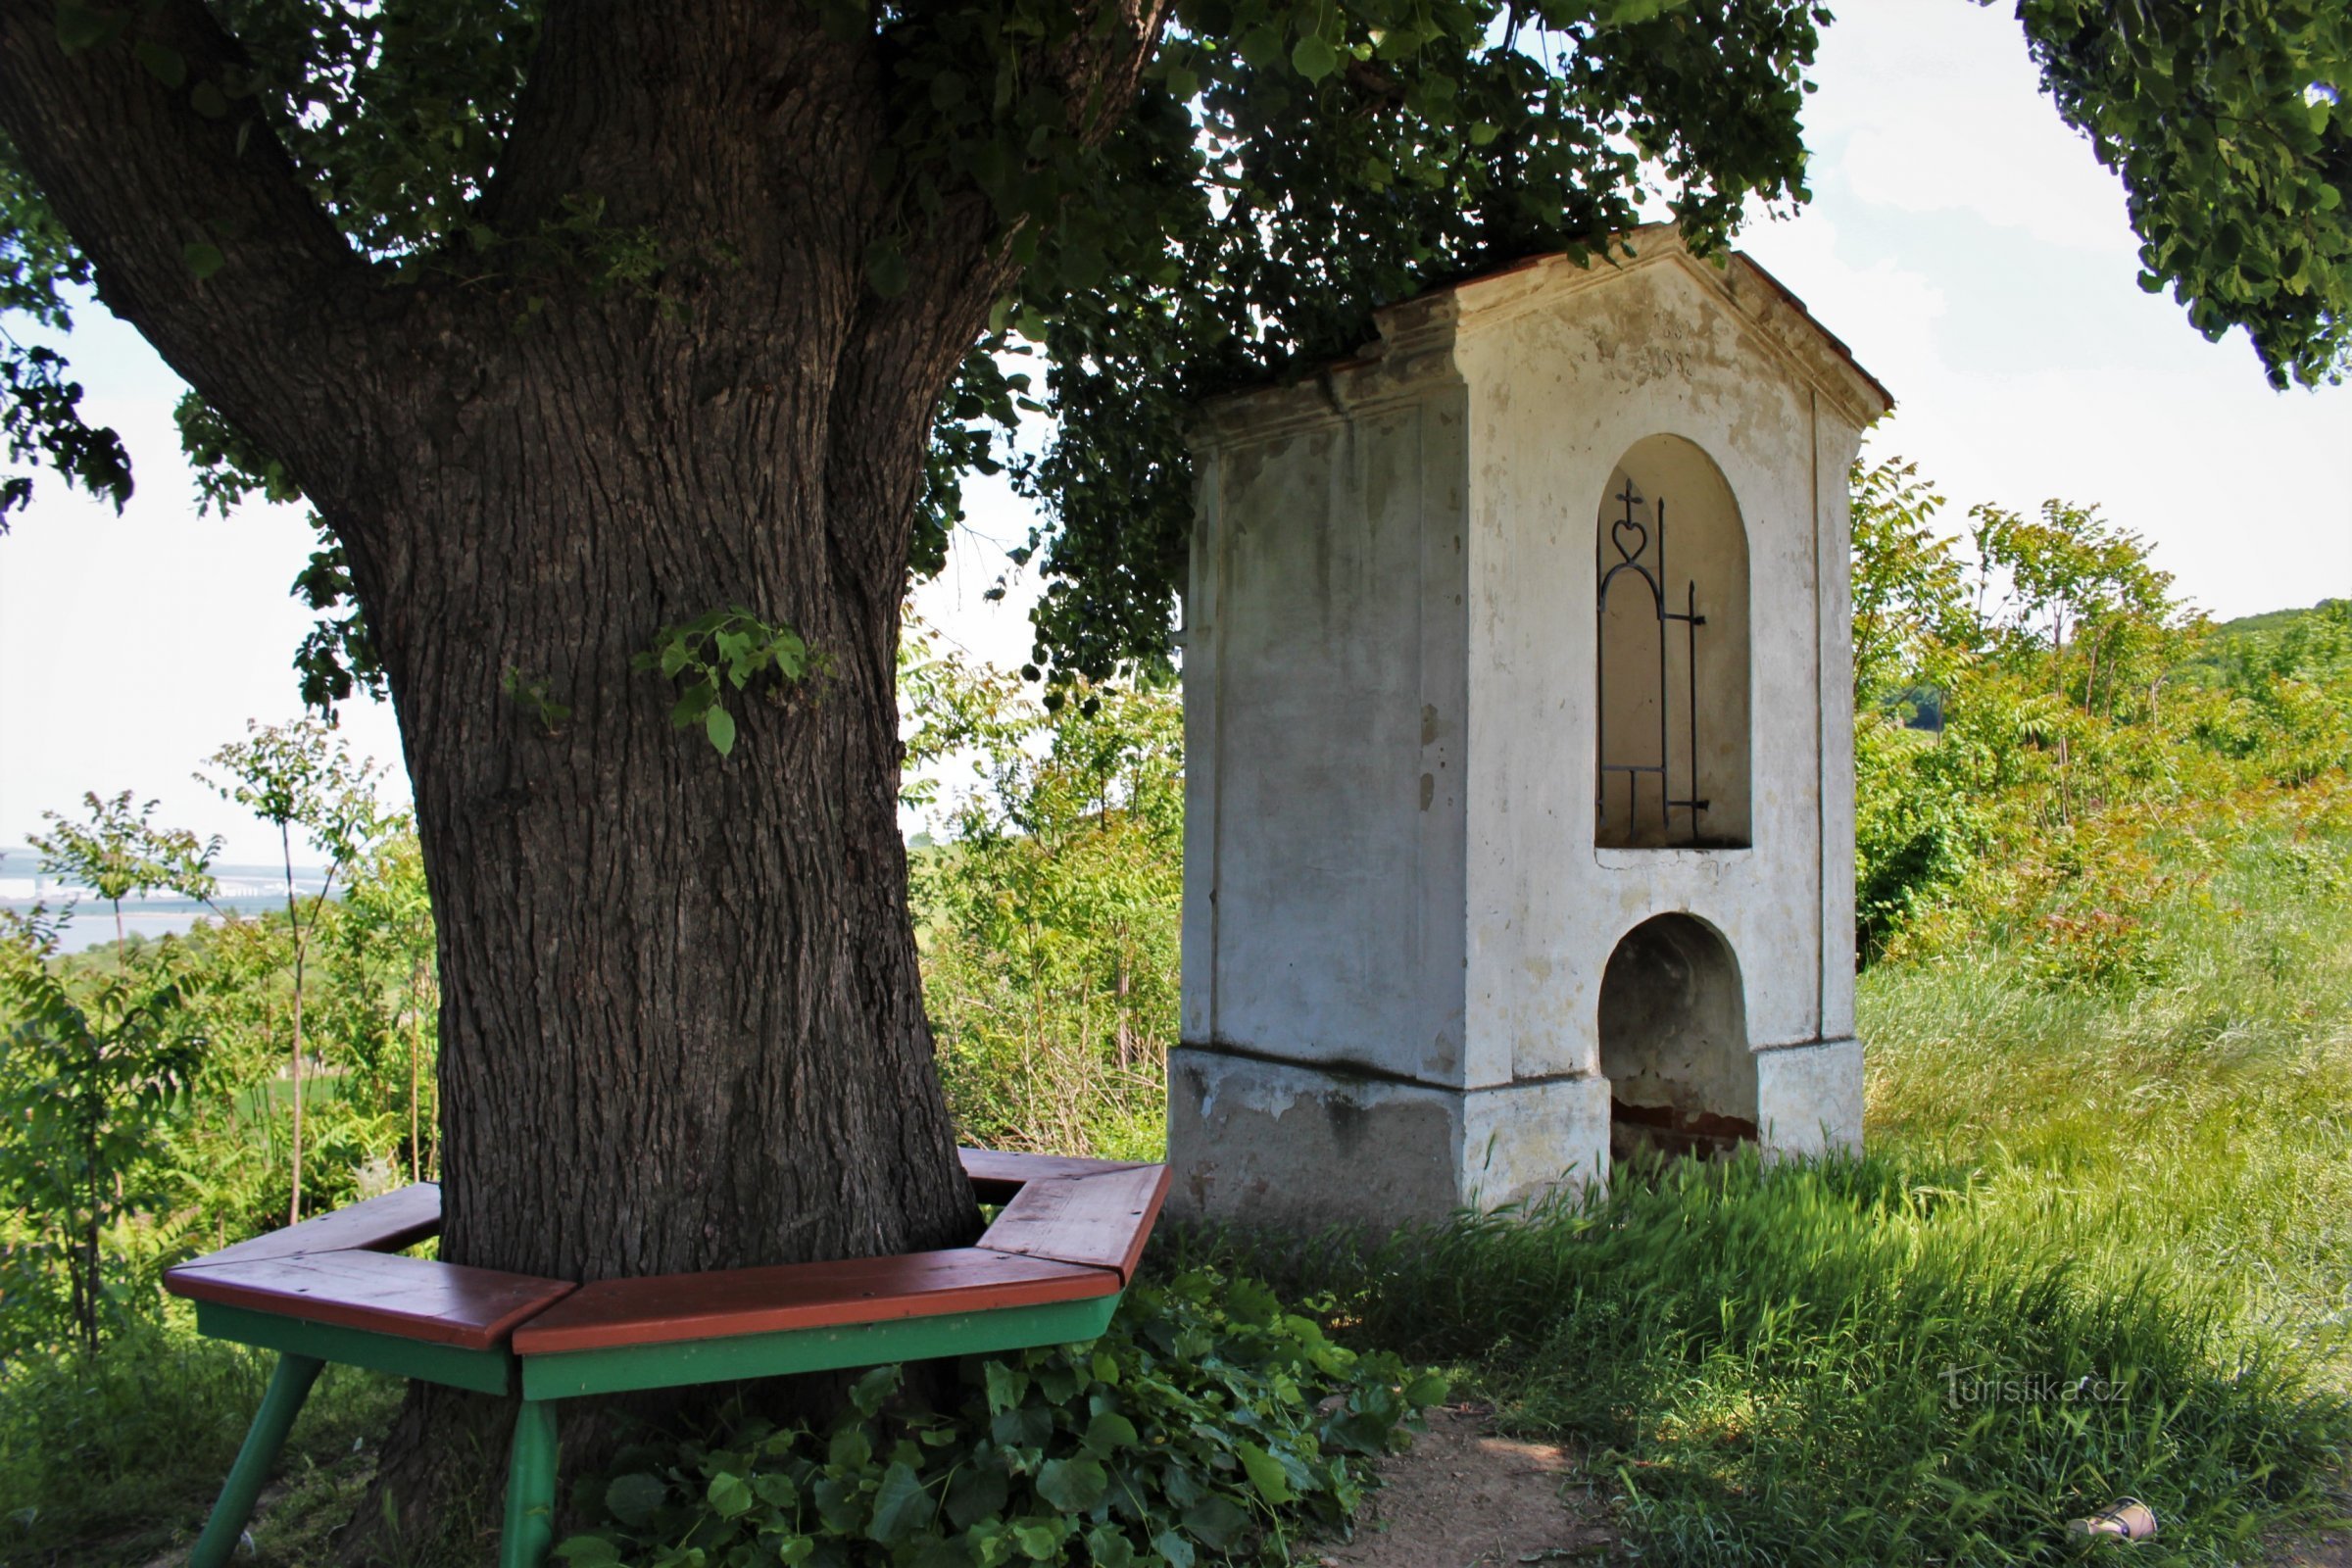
[
  {"left": 168, "top": 1247, "right": 576, "bottom": 1351},
  {"left": 166, "top": 1148, "right": 1168, "bottom": 1568},
  {"left": 976, "top": 1161, "right": 1166, "bottom": 1280},
  {"left": 168, "top": 1181, "right": 444, "bottom": 1269},
  {"left": 511, "top": 1248, "right": 1117, "bottom": 1355}
]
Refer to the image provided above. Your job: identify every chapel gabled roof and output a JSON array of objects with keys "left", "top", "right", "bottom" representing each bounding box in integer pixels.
[
  {"left": 1365, "top": 222, "right": 1894, "bottom": 426},
  {"left": 1192, "top": 222, "right": 1894, "bottom": 446}
]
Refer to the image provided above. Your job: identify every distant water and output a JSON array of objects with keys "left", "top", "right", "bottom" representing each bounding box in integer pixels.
[{"left": 0, "top": 846, "right": 335, "bottom": 955}]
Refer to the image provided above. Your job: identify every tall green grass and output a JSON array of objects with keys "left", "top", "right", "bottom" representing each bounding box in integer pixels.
[
  {"left": 0, "top": 1308, "right": 399, "bottom": 1564},
  {"left": 1266, "top": 1154, "right": 2345, "bottom": 1565},
  {"left": 1206, "top": 810, "right": 2352, "bottom": 1565}
]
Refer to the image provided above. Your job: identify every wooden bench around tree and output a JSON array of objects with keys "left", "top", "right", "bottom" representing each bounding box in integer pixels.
[{"left": 164, "top": 1150, "right": 1170, "bottom": 1568}]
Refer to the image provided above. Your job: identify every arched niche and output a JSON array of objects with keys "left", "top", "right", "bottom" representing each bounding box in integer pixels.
[
  {"left": 1594, "top": 434, "right": 1751, "bottom": 848},
  {"left": 1598, "top": 913, "right": 1757, "bottom": 1166}
]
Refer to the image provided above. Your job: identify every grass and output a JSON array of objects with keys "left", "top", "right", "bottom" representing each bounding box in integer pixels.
[
  {"left": 0, "top": 1305, "right": 400, "bottom": 1566},
  {"left": 1212, "top": 803, "right": 2352, "bottom": 1565}
]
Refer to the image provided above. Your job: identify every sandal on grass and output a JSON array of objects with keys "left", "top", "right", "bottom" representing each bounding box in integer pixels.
[{"left": 2068, "top": 1498, "right": 2158, "bottom": 1543}]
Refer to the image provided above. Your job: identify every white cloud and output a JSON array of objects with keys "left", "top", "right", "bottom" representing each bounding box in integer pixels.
[
  {"left": 1805, "top": 0, "right": 2137, "bottom": 258},
  {"left": 1735, "top": 0, "right": 2352, "bottom": 619}
]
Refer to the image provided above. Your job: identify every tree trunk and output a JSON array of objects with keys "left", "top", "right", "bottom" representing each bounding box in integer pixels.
[
  {"left": 0, "top": 0, "right": 1170, "bottom": 1542},
  {"left": 335, "top": 279, "right": 995, "bottom": 1537}
]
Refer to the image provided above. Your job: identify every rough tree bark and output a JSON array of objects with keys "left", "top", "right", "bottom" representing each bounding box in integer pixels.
[{"left": 0, "top": 0, "right": 1167, "bottom": 1546}]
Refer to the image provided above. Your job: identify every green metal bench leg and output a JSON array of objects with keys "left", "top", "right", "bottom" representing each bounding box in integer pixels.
[
  {"left": 190, "top": 1351, "right": 325, "bottom": 1568},
  {"left": 500, "top": 1398, "right": 561, "bottom": 1568}
]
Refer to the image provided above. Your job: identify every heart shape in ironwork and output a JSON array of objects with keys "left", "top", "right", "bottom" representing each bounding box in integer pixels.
[{"left": 1611, "top": 515, "right": 1648, "bottom": 564}]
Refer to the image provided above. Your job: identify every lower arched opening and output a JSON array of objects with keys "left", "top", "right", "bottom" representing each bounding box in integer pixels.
[{"left": 1598, "top": 913, "right": 1758, "bottom": 1166}]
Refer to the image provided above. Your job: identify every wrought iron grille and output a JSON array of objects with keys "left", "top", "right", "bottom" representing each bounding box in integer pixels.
[{"left": 1596, "top": 478, "right": 1710, "bottom": 845}]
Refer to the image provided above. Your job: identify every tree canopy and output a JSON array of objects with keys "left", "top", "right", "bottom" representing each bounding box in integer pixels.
[{"left": 6, "top": 0, "right": 2343, "bottom": 704}]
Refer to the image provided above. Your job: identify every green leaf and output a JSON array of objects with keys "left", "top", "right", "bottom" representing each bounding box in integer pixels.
[
  {"left": 869, "top": 1461, "right": 932, "bottom": 1544},
  {"left": 851, "top": 1362, "right": 903, "bottom": 1416},
  {"left": 704, "top": 706, "right": 736, "bottom": 756},
  {"left": 707, "top": 1470, "right": 754, "bottom": 1518},
  {"left": 1235, "top": 1442, "right": 1293, "bottom": 1504},
  {"left": 603, "top": 1472, "right": 667, "bottom": 1527},
  {"left": 181, "top": 242, "right": 226, "bottom": 281},
  {"left": 553, "top": 1538, "right": 624, "bottom": 1566},
  {"left": 1290, "top": 34, "right": 1339, "bottom": 83},
  {"left": 1236, "top": 24, "right": 1284, "bottom": 69},
  {"left": 1402, "top": 1371, "right": 1450, "bottom": 1407},
  {"left": 1180, "top": 1494, "right": 1249, "bottom": 1548},
  {"left": 946, "top": 1461, "right": 1010, "bottom": 1530},
  {"left": 1082, "top": 1411, "right": 1139, "bottom": 1454},
  {"left": 1152, "top": 1530, "right": 1197, "bottom": 1568},
  {"left": 984, "top": 1361, "right": 1029, "bottom": 1414},
  {"left": 1034, "top": 1454, "right": 1107, "bottom": 1512},
  {"left": 187, "top": 78, "right": 229, "bottom": 118},
  {"left": 1034, "top": 1363, "right": 1081, "bottom": 1404},
  {"left": 829, "top": 1423, "right": 873, "bottom": 1473},
  {"left": 1084, "top": 1523, "right": 1139, "bottom": 1568},
  {"left": 991, "top": 1402, "right": 1054, "bottom": 1450},
  {"left": 1010, "top": 1519, "right": 1063, "bottom": 1560}
]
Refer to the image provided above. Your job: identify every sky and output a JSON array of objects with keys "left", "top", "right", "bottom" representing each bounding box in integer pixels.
[{"left": 2, "top": 0, "right": 2346, "bottom": 864}]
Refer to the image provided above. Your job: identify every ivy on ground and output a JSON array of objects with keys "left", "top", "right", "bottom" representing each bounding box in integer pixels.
[{"left": 555, "top": 1267, "right": 1445, "bottom": 1568}]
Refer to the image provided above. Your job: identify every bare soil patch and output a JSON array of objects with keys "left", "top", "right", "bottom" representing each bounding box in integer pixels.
[
  {"left": 2273, "top": 1530, "right": 2352, "bottom": 1567},
  {"left": 1318, "top": 1403, "right": 1619, "bottom": 1568}
]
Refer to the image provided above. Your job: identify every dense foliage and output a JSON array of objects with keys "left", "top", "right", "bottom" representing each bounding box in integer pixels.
[
  {"left": 553, "top": 1271, "right": 1440, "bottom": 1568},
  {"left": 1845, "top": 457, "right": 2352, "bottom": 966},
  {"left": 0, "top": 749, "right": 431, "bottom": 1360},
  {"left": 2014, "top": 0, "right": 2352, "bottom": 390},
  {"left": 905, "top": 625, "right": 1183, "bottom": 1159}
]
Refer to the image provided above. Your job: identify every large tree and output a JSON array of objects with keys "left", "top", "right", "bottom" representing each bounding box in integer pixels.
[{"left": 2, "top": 0, "right": 2345, "bottom": 1539}]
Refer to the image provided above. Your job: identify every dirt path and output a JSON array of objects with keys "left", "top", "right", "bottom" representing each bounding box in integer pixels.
[
  {"left": 1318, "top": 1404, "right": 1619, "bottom": 1568},
  {"left": 1325, "top": 1412, "right": 2349, "bottom": 1568}
]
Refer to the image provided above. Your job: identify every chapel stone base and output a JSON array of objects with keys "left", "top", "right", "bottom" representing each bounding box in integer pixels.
[
  {"left": 1167, "top": 1037, "right": 1866, "bottom": 1232},
  {"left": 1164, "top": 1048, "right": 1611, "bottom": 1230},
  {"left": 1753, "top": 1037, "right": 1865, "bottom": 1158}
]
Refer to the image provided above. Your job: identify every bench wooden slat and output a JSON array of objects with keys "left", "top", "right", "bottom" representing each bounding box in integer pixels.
[
  {"left": 975, "top": 1164, "right": 1170, "bottom": 1284},
  {"left": 956, "top": 1148, "right": 1152, "bottom": 1203},
  {"left": 170, "top": 1184, "right": 443, "bottom": 1272},
  {"left": 512, "top": 1248, "right": 1117, "bottom": 1356},
  {"left": 165, "top": 1248, "right": 573, "bottom": 1351}
]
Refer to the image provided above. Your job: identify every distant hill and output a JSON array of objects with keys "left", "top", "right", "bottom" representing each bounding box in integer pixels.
[{"left": 2175, "top": 600, "right": 2352, "bottom": 689}]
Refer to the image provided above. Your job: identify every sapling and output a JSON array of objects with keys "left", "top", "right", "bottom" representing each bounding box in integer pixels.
[
  {"left": 201, "top": 719, "right": 386, "bottom": 1225},
  {"left": 0, "top": 907, "right": 202, "bottom": 1353},
  {"left": 27, "top": 790, "right": 220, "bottom": 970}
]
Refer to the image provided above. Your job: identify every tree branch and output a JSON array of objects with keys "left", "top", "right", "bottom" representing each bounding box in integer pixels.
[{"left": 0, "top": 0, "right": 392, "bottom": 498}]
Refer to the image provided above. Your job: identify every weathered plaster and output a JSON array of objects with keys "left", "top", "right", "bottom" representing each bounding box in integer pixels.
[{"left": 1171, "top": 227, "right": 1889, "bottom": 1230}]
